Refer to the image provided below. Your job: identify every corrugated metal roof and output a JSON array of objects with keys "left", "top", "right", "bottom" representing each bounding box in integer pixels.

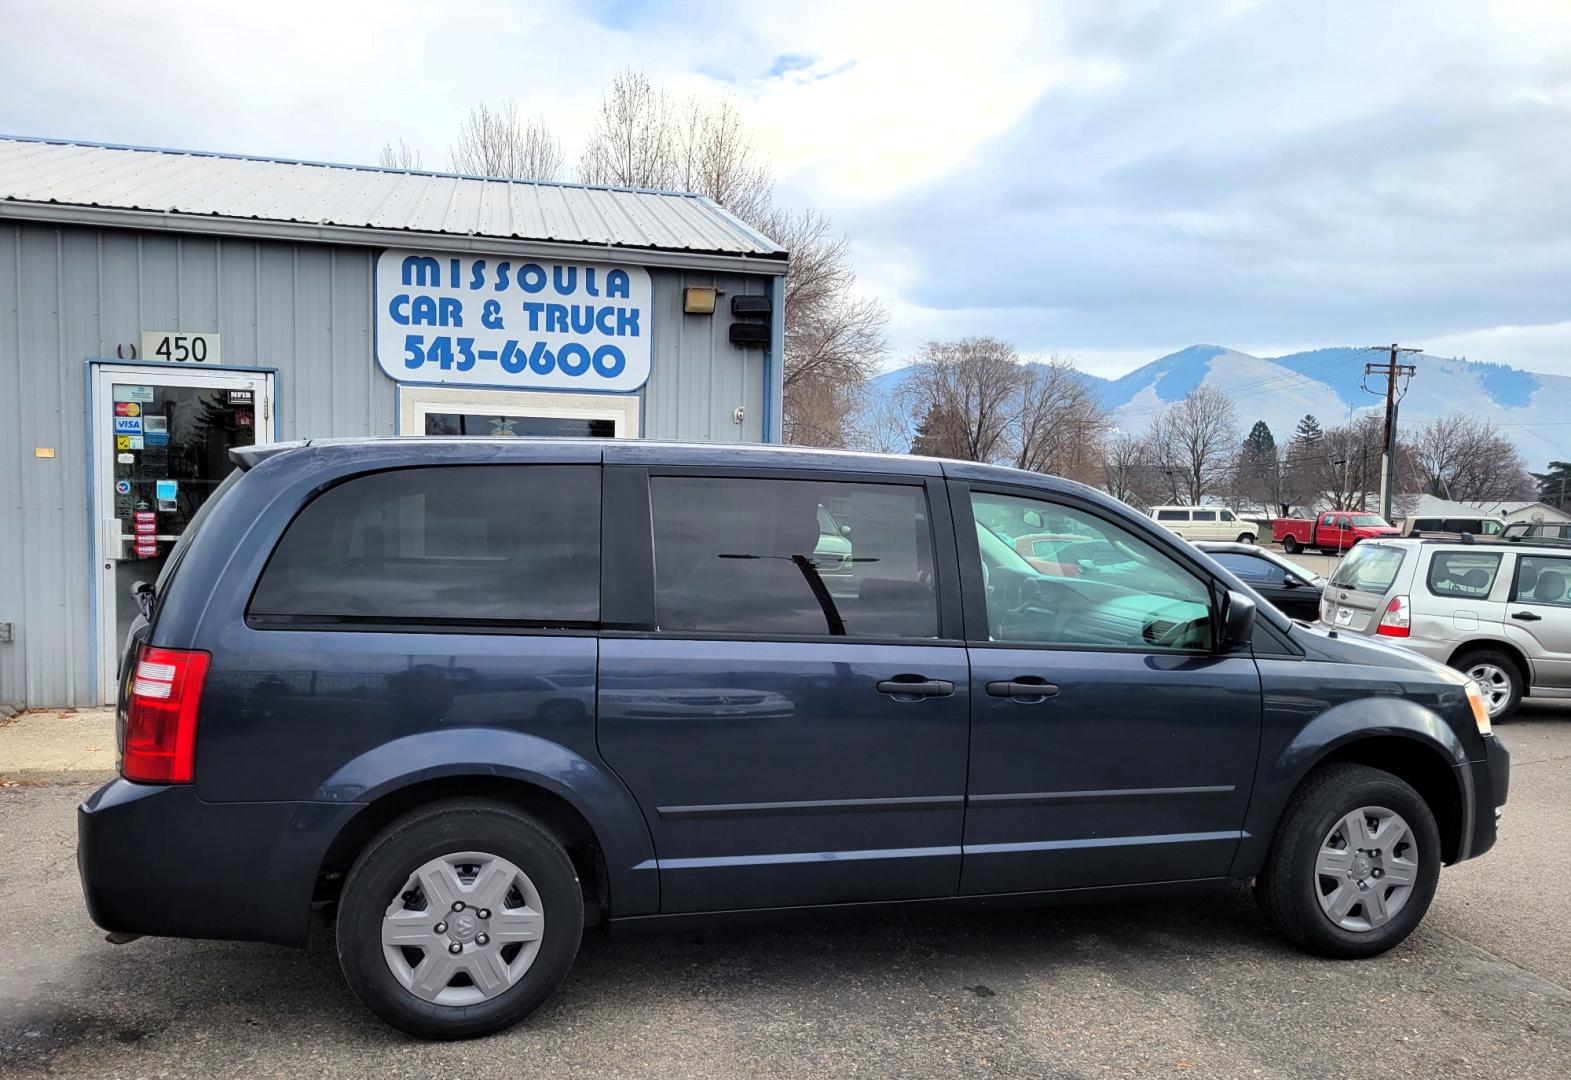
[{"left": 0, "top": 136, "right": 785, "bottom": 261}]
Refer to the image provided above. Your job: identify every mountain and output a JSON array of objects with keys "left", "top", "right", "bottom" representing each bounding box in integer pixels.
[{"left": 869, "top": 346, "right": 1571, "bottom": 470}]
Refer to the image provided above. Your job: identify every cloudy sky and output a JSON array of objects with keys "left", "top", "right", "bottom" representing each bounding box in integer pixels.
[{"left": 3, "top": 0, "right": 1568, "bottom": 377}]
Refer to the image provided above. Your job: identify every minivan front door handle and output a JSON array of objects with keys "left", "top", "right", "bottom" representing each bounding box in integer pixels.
[
  {"left": 1511, "top": 611, "right": 1543, "bottom": 622},
  {"left": 875, "top": 676, "right": 955, "bottom": 699},
  {"left": 985, "top": 679, "right": 1061, "bottom": 701}
]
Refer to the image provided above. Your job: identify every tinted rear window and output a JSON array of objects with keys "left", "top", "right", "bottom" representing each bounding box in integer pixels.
[
  {"left": 1327, "top": 543, "right": 1406, "bottom": 593},
  {"left": 650, "top": 476, "right": 937, "bottom": 638},
  {"left": 1156, "top": 509, "right": 1186, "bottom": 521},
  {"left": 249, "top": 465, "right": 599, "bottom": 626}
]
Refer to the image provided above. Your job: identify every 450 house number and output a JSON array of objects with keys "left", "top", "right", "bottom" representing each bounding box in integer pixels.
[{"left": 141, "top": 331, "right": 222, "bottom": 365}]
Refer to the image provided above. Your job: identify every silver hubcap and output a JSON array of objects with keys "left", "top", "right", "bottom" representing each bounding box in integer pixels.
[
  {"left": 1315, "top": 806, "right": 1418, "bottom": 932},
  {"left": 1466, "top": 663, "right": 1513, "bottom": 717},
  {"left": 381, "top": 851, "right": 545, "bottom": 1006}
]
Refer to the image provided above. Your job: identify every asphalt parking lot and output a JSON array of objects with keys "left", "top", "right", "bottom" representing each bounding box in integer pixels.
[{"left": 2, "top": 706, "right": 1568, "bottom": 1080}]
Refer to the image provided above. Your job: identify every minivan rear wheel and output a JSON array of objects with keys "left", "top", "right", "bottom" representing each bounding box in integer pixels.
[
  {"left": 1255, "top": 763, "right": 1440, "bottom": 959},
  {"left": 1453, "top": 648, "right": 1523, "bottom": 722},
  {"left": 336, "top": 799, "right": 584, "bottom": 1039}
]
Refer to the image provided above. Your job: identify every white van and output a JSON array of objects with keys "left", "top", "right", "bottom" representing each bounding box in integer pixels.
[{"left": 1149, "top": 505, "right": 1257, "bottom": 543}]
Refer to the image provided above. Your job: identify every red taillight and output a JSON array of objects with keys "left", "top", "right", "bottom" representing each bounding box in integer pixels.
[
  {"left": 122, "top": 645, "right": 210, "bottom": 783},
  {"left": 1376, "top": 595, "right": 1411, "bottom": 638}
]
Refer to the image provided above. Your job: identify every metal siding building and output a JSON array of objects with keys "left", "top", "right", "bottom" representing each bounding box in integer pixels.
[{"left": 0, "top": 137, "right": 787, "bottom": 708}]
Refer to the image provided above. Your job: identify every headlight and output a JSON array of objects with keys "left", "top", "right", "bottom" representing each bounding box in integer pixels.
[{"left": 1465, "top": 680, "right": 1493, "bottom": 736}]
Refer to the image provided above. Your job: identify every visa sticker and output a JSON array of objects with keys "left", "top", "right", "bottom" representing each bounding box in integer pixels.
[{"left": 113, "top": 416, "right": 142, "bottom": 435}]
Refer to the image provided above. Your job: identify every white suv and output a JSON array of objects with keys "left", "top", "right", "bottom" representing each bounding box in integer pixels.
[
  {"left": 1318, "top": 537, "right": 1571, "bottom": 719},
  {"left": 1148, "top": 506, "right": 1257, "bottom": 543}
]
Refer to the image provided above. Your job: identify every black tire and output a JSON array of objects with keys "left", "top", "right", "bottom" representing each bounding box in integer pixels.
[
  {"left": 1451, "top": 647, "right": 1524, "bottom": 722},
  {"left": 1256, "top": 763, "right": 1441, "bottom": 959},
  {"left": 1281, "top": 536, "right": 1300, "bottom": 554},
  {"left": 336, "top": 799, "right": 584, "bottom": 1039},
  {"left": 1237, "top": 532, "right": 1256, "bottom": 544}
]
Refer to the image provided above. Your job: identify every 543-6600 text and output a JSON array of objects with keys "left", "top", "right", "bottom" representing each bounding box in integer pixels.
[{"left": 403, "top": 334, "right": 628, "bottom": 379}]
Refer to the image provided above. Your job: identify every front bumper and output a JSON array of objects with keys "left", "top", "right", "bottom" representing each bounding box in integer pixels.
[
  {"left": 77, "top": 780, "right": 358, "bottom": 946},
  {"left": 1458, "top": 734, "right": 1510, "bottom": 862}
]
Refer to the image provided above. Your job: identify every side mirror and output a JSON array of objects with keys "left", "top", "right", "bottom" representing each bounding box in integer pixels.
[
  {"left": 1221, "top": 590, "right": 1256, "bottom": 648},
  {"left": 1280, "top": 575, "right": 1304, "bottom": 589},
  {"left": 839, "top": 524, "right": 851, "bottom": 537}
]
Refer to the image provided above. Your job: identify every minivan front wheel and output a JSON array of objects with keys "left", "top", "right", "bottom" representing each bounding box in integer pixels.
[
  {"left": 336, "top": 800, "right": 584, "bottom": 1039},
  {"left": 1256, "top": 763, "right": 1440, "bottom": 959}
]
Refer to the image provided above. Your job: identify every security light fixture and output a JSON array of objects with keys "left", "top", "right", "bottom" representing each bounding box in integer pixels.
[
  {"left": 728, "top": 323, "right": 770, "bottom": 346},
  {"left": 683, "top": 287, "right": 718, "bottom": 315}
]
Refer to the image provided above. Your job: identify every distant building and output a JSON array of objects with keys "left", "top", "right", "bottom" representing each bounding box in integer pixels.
[{"left": 1401, "top": 494, "right": 1571, "bottom": 525}]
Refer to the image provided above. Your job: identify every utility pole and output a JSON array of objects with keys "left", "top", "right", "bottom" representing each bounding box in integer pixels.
[{"left": 1363, "top": 344, "right": 1421, "bottom": 521}]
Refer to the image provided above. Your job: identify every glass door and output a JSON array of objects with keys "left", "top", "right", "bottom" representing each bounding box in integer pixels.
[{"left": 92, "top": 365, "right": 274, "bottom": 701}]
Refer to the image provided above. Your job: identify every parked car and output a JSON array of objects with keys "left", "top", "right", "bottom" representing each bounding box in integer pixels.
[
  {"left": 1194, "top": 541, "right": 1326, "bottom": 621},
  {"left": 1273, "top": 511, "right": 1400, "bottom": 554},
  {"left": 1502, "top": 521, "right": 1571, "bottom": 543},
  {"left": 1148, "top": 505, "right": 1258, "bottom": 543},
  {"left": 80, "top": 439, "right": 1508, "bottom": 1039},
  {"left": 1400, "top": 515, "right": 1506, "bottom": 540},
  {"left": 1317, "top": 536, "right": 1571, "bottom": 720}
]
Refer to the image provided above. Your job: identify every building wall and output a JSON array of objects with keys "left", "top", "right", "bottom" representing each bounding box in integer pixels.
[{"left": 0, "top": 219, "right": 775, "bottom": 707}]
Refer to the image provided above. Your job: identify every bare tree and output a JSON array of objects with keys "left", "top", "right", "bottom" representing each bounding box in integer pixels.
[
  {"left": 1152, "top": 385, "right": 1239, "bottom": 504},
  {"left": 766, "top": 209, "right": 888, "bottom": 447},
  {"left": 447, "top": 99, "right": 563, "bottom": 180},
  {"left": 578, "top": 70, "right": 677, "bottom": 188},
  {"left": 902, "top": 337, "right": 1025, "bottom": 463},
  {"left": 1102, "top": 432, "right": 1163, "bottom": 508},
  {"left": 1012, "top": 357, "right": 1109, "bottom": 482},
  {"left": 1413, "top": 414, "right": 1536, "bottom": 502},
  {"left": 378, "top": 139, "right": 423, "bottom": 170},
  {"left": 675, "top": 96, "right": 773, "bottom": 224}
]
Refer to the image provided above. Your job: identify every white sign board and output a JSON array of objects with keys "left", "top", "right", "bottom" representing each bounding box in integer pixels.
[
  {"left": 374, "top": 249, "right": 653, "bottom": 392},
  {"left": 142, "top": 331, "right": 221, "bottom": 364}
]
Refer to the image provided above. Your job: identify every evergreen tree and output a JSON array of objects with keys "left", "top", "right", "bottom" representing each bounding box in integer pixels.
[
  {"left": 1293, "top": 414, "right": 1324, "bottom": 444},
  {"left": 1234, "top": 420, "right": 1278, "bottom": 507},
  {"left": 1534, "top": 460, "right": 1571, "bottom": 510},
  {"left": 909, "top": 404, "right": 947, "bottom": 458},
  {"left": 1244, "top": 420, "right": 1276, "bottom": 458}
]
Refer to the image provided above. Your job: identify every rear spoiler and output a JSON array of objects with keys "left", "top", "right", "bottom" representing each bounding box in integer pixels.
[{"left": 229, "top": 440, "right": 309, "bottom": 471}]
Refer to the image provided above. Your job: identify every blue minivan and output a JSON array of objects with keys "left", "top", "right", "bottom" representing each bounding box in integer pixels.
[{"left": 79, "top": 439, "right": 1509, "bottom": 1038}]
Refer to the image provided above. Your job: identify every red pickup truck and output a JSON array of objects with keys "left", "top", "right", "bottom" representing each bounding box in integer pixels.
[{"left": 1272, "top": 511, "right": 1400, "bottom": 554}]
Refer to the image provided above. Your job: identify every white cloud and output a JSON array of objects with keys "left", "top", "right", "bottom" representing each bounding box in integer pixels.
[{"left": 2, "top": 1, "right": 1569, "bottom": 380}]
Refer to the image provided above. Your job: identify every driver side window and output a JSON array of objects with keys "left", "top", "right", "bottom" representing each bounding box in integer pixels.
[{"left": 969, "top": 491, "right": 1214, "bottom": 651}]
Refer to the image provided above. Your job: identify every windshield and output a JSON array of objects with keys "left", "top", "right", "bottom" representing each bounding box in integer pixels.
[
  {"left": 1351, "top": 515, "right": 1391, "bottom": 528},
  {"left": 1328, "top": 542, "right": 1406, "bottom": 593}
]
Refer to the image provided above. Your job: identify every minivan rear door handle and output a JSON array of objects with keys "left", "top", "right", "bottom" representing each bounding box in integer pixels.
[
  {"left": 985, "top": 679, "right": 1060, "bottom": 702},
  {"left": 1511, "top": 611, "right": 1543, "bottom": 622},
  {"left": 875, "top": 676, "right": 955, "bottom": 699}
]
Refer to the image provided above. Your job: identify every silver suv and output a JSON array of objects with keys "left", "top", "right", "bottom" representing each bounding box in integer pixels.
[{"left": 1318, "top": 537, "right": 1571, "bottom": 720}]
